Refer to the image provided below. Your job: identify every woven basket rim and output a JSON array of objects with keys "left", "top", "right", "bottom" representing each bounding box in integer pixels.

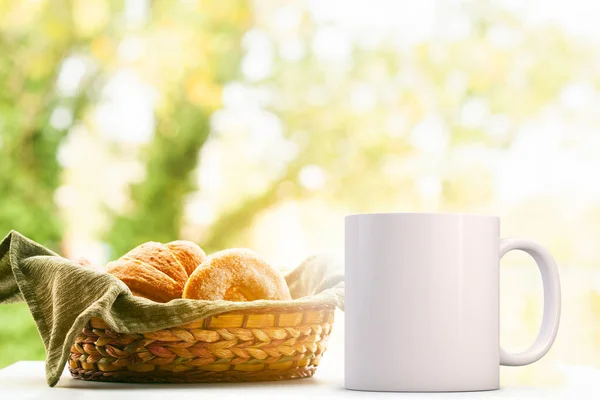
[
  {"left": 119, "top": 288, "right": 340, "bottom": 311},
  {"left": 89, "top": 302, "right": 336, "bottom": 330},
  {"left": 199, "top": 302, "right": 336, "bottom": 315}
]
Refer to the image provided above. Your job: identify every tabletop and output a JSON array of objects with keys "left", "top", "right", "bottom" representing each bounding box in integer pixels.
[{"left": 1, "top": 343, "right": 599, "bottom": 399}]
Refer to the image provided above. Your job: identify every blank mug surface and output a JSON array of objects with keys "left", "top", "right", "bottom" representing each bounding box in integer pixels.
[{"left": 345, "top": 213, "right": 560, "bottom": 392}]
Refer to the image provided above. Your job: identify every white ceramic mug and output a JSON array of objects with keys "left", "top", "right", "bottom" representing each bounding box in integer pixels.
[{"left": 344, "top": 213, "right": 561, "bottom": 392}]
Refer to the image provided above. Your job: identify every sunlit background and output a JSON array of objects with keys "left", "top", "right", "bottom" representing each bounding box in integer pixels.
[{"left": 1, "top": 0, "right": 600, "bottom": 387}]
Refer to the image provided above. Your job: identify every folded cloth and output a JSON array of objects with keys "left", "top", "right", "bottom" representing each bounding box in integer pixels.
[{"left": 0, "top": 231, "right": 344, "bottom": 387}]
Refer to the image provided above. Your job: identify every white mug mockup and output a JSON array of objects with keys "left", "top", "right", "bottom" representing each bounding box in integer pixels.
[{"left": 344, "top": 213, "right": 561, "bottom": 392}]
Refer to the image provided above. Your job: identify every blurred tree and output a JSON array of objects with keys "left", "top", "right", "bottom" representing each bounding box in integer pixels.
[
  {"left": 106, "top": 0, "right": 250, "bottom": 257},
  {"left": 0, "top": 0, "right": 122, "bottom": 249},
  {"left": 0, "top": 1, "right": 80, "bottom": 248},
  {"left": 197, "top": 1, "right": 593, "bottom": 250}
]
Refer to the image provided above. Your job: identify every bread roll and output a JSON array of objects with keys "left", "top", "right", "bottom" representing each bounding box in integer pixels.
[
  {"left": 182, "top": 248, "right": 291, "bottom": 301},
  {"left": 166, "top": 240, "right": 207, "bottom": 276},
  {"left": 107, "top": 240, "right": 206, "bottom": 302}
]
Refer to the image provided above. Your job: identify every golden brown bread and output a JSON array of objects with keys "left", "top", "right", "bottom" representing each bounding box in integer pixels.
[
  {"left": 166, "top": 240, "right": 207, "bottom": 276},
  {"left": 182, "top": 248, "right": 292, "bottom": 301},
  {"left": 107, "top": 241, "right": 206, "bottom": 302}
]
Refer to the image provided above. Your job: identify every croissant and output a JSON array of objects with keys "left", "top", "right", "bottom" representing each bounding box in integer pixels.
[
  {"left": 107, "top": 240, "right": 206, "bottom": 302},
  {"left": 182, "top": 248, "right": 292, "bottom": 301}
]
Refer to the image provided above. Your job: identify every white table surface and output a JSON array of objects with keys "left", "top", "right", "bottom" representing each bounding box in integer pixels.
[{"left": 1, "top": 343, "right": 599, "bottom": 400}]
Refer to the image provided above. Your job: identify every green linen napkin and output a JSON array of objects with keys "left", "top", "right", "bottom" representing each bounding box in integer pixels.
[{"left": 0, "top": 231, "right": 344, "bottom": 387}]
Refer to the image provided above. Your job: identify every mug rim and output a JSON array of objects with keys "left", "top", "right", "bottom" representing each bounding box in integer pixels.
[{"left": 345, "top": 212, "right": 499, "bottom": 219}]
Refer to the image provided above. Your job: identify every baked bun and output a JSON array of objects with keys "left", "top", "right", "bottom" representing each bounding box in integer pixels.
[
  {"left": 166, "top": 240, "right": 207, "bottom": 276},
  {"left": 107, "top": 241, "right": 206, "bottom": 302},
  {"left": 182, "top": 248, "right": 291, "bottom": 301}
]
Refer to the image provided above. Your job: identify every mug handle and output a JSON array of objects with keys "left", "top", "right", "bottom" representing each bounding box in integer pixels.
[{"left": 499, "top": 238, "right": 561, "bottom": 366}]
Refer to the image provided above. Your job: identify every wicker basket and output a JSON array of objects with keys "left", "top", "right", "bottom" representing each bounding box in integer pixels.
[{"left": 69, "top": 303, "right": 335, "bottom": 383}]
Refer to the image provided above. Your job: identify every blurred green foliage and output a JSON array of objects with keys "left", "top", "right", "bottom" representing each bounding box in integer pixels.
[
  {"left": 107, "top": 1, "right": 250, "bottom": 257},
  {"left": 0, "top": 1, "right": 77, "bottom": 250},
  {"left": 0, "top": 304, "right": 45, "bottom": 365}
]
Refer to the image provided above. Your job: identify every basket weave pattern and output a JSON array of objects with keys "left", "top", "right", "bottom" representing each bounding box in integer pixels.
[{"left": 69, "top": 304, "right": 335, "bottom": 383}]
